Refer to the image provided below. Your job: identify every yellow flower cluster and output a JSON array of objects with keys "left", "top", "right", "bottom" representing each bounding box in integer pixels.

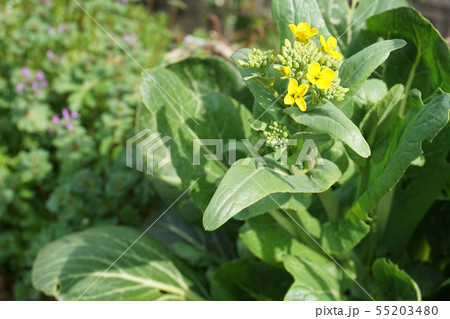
[{"left": 280, "top": 22, "right": 347, "bottom": 112}]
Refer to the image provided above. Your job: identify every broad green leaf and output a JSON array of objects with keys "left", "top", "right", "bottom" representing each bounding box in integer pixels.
[
  {"left": 134, "top": 112, "right": 183, "bottom": 204},
  {"left": 235, "top": 193, "right": 312, "bottom": 221},
  {"left": 360, "top": 84, "right": 404, "bottom": 144},
  {"left": 239, "top": 214, "right": 326, "bottom": 267},
  {"left": 317, "top": 0, "right": 349, "bottom": 48},
  {"left": 352, "top": 0, "right": 408, "bottom": 30},
  {"left": 366, "top": 7, "right": 450, "bottom": 99},
  {"left": 272, "top": 0, "right": 331, "bottom": 48},
  {"left": 285, "top": 101, "right": 371, "bottom": 158},
  {"left": 337, "top": 39, "right": 406, "bottom": 107},
  {"left": 283, "top": 255, "right": 341, "bottom": 301},
  {"left": 140, "top": 68, "right": 253, "bottom": 210},
  {"left": 408, "top": 264, "right": 446, "bottom": 298},
  {"left": 31, "top": 226, "right": 205, "bottom": 301},
  {"left": 354, "top": 79, "right": 389, "bottom": 106},
  {"left": 380, "top": 125, "right": 450, "bottom": 253},
  {"left": 211, "top": 259, "right": 292, "bottom": 301},
  {"left": 203, "top": 157, "right": 341, "bottom": 231},
  {"left": 151, "top": 212, "right": 235, "bottom": 267},
  {"left": 322, "top": 92, "right": 450, "bottom": 254},
  {"left": 167, "top": 57, "right": 253, "bottom": 106},
  {"left": 372, "top": 258, "right": 421, "bottom": 301},
  {"left": 342, "top": 79, "right": 388, "bottom": 125}
]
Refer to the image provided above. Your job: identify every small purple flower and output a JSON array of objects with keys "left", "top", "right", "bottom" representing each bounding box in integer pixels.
[
  {"left": 51, "top": 114, "right": 60, "bottom": 124},
  {"left": 62, "top": 108, "right": 70, "bottom": 119},
  {"left": 16, "top": 83, "right": 25, "bottom": 92},
  {"left": 66, "top": 122, "right": 74, "bottom": 131},
  {"left": 71, "top": 111, "right": 80, "bottom": 119},
  {"left": 21, "top": 67, "right": 32, "bottom": 78},
  {"left": 48, "top": 27, "right": 55, "bottom": 35},
  {"left": 36, "top": 70, "right": 45, "bottom": 81},
  {"left": 40, "top": 80, "right": 48, "bottom": 88},
  {"left": 47, "top": 50, "right": 55, "bottom": 59},
  {"left": 58, "top": 24, "right": 65, "bottom": 33},
  {"left": 31, "top": 81, "right": 39, "bottom": 90},
  {"left": 43, "top": 0, "right": 51, "bottom": 5}
]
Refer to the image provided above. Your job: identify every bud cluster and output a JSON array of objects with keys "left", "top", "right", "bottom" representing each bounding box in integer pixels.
[
  {"left": 238, "top": 48, "right": 274, "bottom": 76},
  {"left": 263, "top": 121, "right": 289, "bottom": 150},
  {"left": 321, "top": 79, "right": 350, "bottom": 102}
]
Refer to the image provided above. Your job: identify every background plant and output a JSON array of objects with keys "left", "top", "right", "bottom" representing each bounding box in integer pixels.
[
  {"left": 9, "top": 0, "right": 450, "bottom": 301},
  {"left": 0, "top": 0, "right": 171, "bottom": 300}
]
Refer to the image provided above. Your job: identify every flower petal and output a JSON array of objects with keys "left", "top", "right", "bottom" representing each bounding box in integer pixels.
[
  {"left": 316, "top": 78, "right": 332, "bottom": 90},
  {"left": 321, "top": 68, "right": 335, "bottom": 82},
  {"left": 330, "top": 50, "right": 341, "bottom": 59},
  {"left": 309, "top": 28, "right": 318, "bottom": 37},
  {"left": 297, "top": 83, "right": 309, "bottom": 97},
  {"left": 308, "top": 62, "right": 320, "bottom": 77},
  {"left": 287, "top": 78, "right": 298, "bottom": 95},
  {"left": 320, "top": 35, "right": 327, "bottom": 48},
  {"left": 295, "top": 98, "right": 307, "bottom": 112},
  {"left": 289, "top": 24, "right": 297, "bottom": 35},
  {"left": 306, "top": 73, "right": 316, "bottom": 85},
  {"left": 284, "top": 94, "right": 295, "bottom": 105},
  {"left": 282, "top": 66, "right": 291, "bottom": 76},
  {"left": 327, "top": 36, "right": 337, "bottom": 50},
  {"left": 297, "top": 22, "right": 310, "bottom": 32}
]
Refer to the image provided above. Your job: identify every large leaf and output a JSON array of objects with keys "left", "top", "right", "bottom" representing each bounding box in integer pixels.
[
  {"left": 337, "top": 39, "right": 406, "bottom": 107},
  {"left": 167, "top": 57, "right": 253, "bottom": 106},
  {"left": 372, "top": 258, "right": 421, "bottom": 301},
  {"left": 272, "top": 0, "right": 331, "bottom": 48},
  {"left": 239, "top": 214, "right": 326, "bottom": 267},
  {"left": 140, "top": 68, "right": 253, "bottom": 210},
  {"left": 343, "top": 79, "right": 388, "bottom": 124},
  {"left": 285, "top": 101, "right": 371, "bottom": 158},
  {"left": 31, "top": 226, "right": 205, "bottom": 301},
  {"left": 235, "top": 193, "right": 312, "bottom": 221},
  {"left": 352, "top": 0, "right": 408, "bottom": 31},
  {"left": 283, "top": 255, "right": 341, "bottom": 301},
  {"left": 366, "top": 7, "right": 450, "bottom": 99},
  {"left": 150, "top": 212, "right": 235, "bottom": 267},
  {"left": 380, "top": 125, "right": 450, "bottom": 253},
  {"left": 203, "top": 157, "right": 341, "bottom": 231},
  {"left": 322, "top": 92, "right": 450, "bottom": 254},
  {"left": 360, "top": 84, "right": 404, "bottom": 144},
  {"left": 210, "top": 259, "right": 292, "bottom": 301}
]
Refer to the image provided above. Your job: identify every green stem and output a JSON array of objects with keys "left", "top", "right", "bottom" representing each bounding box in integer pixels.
[
  {"left": 346, "top": 0, "right": 360, "bottom": 45},
  {"left": 356, "top": 161, "right": 370, "bottom": 200},
  {"left": 365, "top": 188, "right": 395, "bottom": 264},
  {"left": 318, "top": 190, "right": 341, "bottom": 223},
  {"left": 267, "top": 85, "right": 279, "bottom": 99},
  {"left": 399, "top": 50, "right": 421, "bottom": 116}
]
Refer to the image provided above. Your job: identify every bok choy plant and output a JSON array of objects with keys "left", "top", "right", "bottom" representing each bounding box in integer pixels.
[{"left": 31, "top": 0, "right": 450, "bottom": 301}]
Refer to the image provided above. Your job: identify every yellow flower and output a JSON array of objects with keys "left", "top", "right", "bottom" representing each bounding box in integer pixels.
[
  {"left": 282, "top": 66, "right": 291, "bottom": 77},
  {"left": 307, "top": 62, "right": 335, "bottom": 90},
  {"left": 284, "top": 78, "right": 309, "bottom": 111},
  {"left": 289, "top": 22, "right": 318, "bottom": 43},
  {"left": 320, "top": 35, "right": 341, "bottom": 59}
]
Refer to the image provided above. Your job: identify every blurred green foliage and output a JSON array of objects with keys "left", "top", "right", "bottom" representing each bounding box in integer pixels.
[{"left": 0, "top": 0, "right": 171, "bottom": 300}]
